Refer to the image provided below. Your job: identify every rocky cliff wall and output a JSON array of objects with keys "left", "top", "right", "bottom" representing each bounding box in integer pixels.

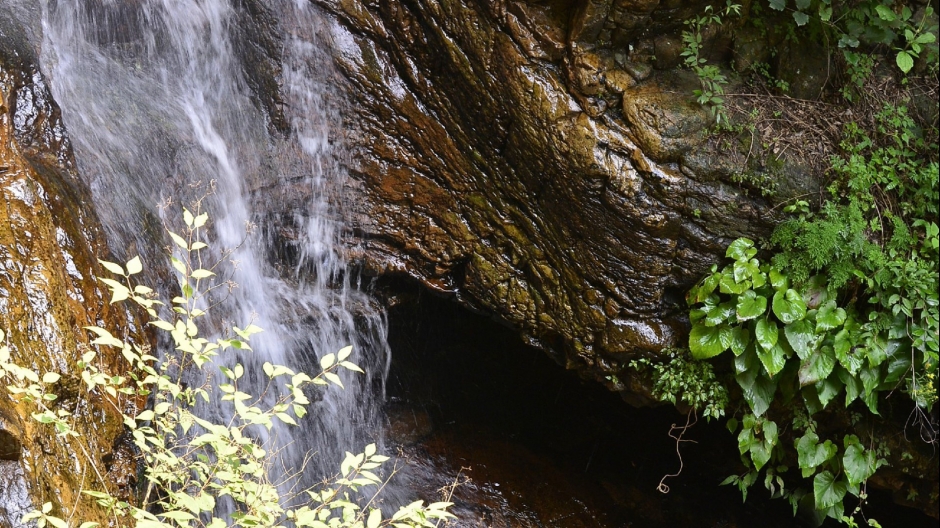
[{"left": 0, "top": 6, "right": 140, "bottom": 526}]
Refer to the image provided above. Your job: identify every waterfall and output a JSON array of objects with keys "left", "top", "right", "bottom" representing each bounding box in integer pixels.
[{"left": 36, "top": 0, "right": 390, "bottom": 495}]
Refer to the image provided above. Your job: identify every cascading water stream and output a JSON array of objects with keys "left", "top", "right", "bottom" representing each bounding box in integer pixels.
[{"left": 34, "top": 0, "right": 390, "bottom": 500}]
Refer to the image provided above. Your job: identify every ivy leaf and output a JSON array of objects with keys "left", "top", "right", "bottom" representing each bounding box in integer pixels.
[
  {"left": 843, "top": 443, "right": 881, "bottom": 487},
  {"left": 736, "top": 290, "right": 768, "bottom": 321},
  {"left": 865, "top": 334, "right": 888, "bottom": 367},
  {"left": 834, "top": 341, "right": 863, "bottom": 376},
  {"left": 799, "top": 346, "right": 836, "bottom": 387},
  {"left": 750, "top": 442, "right": 772, "bottom": 471},
  {"left": 769, "top": 268, "right": 789, "bottom": 291},
  {"left": 730, "top": 326, "right": 751, "bottom": 356},
  {"left": 815, "top": 375, "right": 844, "bottom": 409},
  {"left": 740, "top": 368, "right": 778, "bottom": 417},
  {"left": 689, "top": 323, "right": 732, "bottom": 359},
  {"left": 815, "top": 301, "right": 846, "bottom": 332},
  {"left": 693, "top": 273, "right": 721, "bottom": 303},
  {"left": 757, "top": 342, "right": 787, "bottom": 378},
  {"left": 735, "top": 346, "right": 759, "bottom": 391},
  {"left": 837, "top": 366, "right": 863, "bottom": 406},
  {"left": 719, "top": 272, "right": 749, "bottom": 294},
  {"left": 705, "top": 300, "right": 736, "bottom": 327},
  {"left": 773, "top": 289, "right": 806, "bottom": 324},
  {"left": 785, "top": 319, "right": 816, "bottom": 360},
  {"left": 726, "top": 238, "right": 755, "bottom": 260},
  {"left": 755, "top": 317, "right": 779, "bottom": 351},
  {"left": 796, "top": 431, "right": 836, "bottom": 477},
  {"left": 734, "top": 259, "right": 762, "bottom": 283},
  {"left": 882, "top": 352, "right": 912, "bottom": 388},
  {"left": 814, "top": 471, "right": 847, "bottom": 510}
]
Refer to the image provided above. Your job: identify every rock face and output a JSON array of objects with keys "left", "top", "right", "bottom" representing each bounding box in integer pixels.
[
  {"left": 1, "top": 6, "right": 141, "bottom": 526},
  {"left": 315, "top": 0, "right": 779, "bottom": 383}
]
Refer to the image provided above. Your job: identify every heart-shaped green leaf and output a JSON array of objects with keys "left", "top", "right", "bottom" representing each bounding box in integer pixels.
[
  {"left": 815, "top": 300, "right": 846, "bottom": 332},
  {"left": 799, "top": 346, "right": 836, "bottom": 387},
  {"left": 755, "top": 317, "right": 779, "bottom": 351},
  {"left": 757, "top": 341, "right": 787, "bottom": 378},
  {"left": 773, "top": 289, "right": 806, "bottom": 324},
  {"left": 785, "top": 319, "right": 816, "bottom": 360},
  {"left": 689, "top": 323, "right": 732, "bottom": 359},
  {"left": 736, "top": 290, "right": 768, "bottom": 321},
  {"left": 730, "top": 326, "right": 751, "bottom": 356},
  {"left": 726, "top": 238, "right": 755, "bottom": 260},
  {"left": 814, "top": 471, "right": 848, "bottom": 511}
]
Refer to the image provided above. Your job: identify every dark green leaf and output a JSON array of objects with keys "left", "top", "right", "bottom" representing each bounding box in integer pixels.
[
  {"left": 799, "top": 346, "right": 836, "bottom": 387},
  {"left": 736, "top": 290, "right": 768, "bottom": 321},
  {"left": 705, "top": 300, "right": 736, "bottom": 326},
  {"left": 815, "top": 374, "right": 844, "bottom": 409},
  {"left": 882, "top": 352, "right": 912, "bottom": 388},
  {"left": 755, "top": 317, "right": 779, "bottom": 351},
  {"left": 814, "top": 471, "right": 847, "bottom": 511},
  {"left": 694, "top": 273, "right": 721, "bottom": 303},
  {"left": 750, "top": 442, "right": 771, "bottom": 470},
  {"left": 843, "top": 444, "right": 879, "bottom": 487},
  {"left": 757, "top": 342, "right": 788, "bottom": 378},
  {"left": 802, "top": 384, "right": 823, "bottom": 415},
  {"left": 689, "top": 323, "right": 732, "bottom": 359},
  {"left": 837, "top": 366, "right": 863, "bottom": 406},
  {"left": 768, "top": 0, "right": 786, "bottom": 11},
  {"left": 793, "top": 11, "right": 810, "bottom": 25},
  {"left": 865, "top": 334, "right": 888, "bottom": 367},
  {"left": 730, "top": 326, "right": 751, "bottom": 356},
  {"left": 742, "top": 370, "right": 778, "bottom": 417},
  {"left": 735, "top": 346, "right": 759, "bottom": 391},
  {"left": 797, "top": 431, "right": 837, "bottom": 477},
  {"left": 773, "top": 289, "right": 807, "bottom": 324},
  {"left": 834, "top": 336, "right": 863, "bottom": 375},
  {"left": 816, "top": 301, "right": 846, "bottom": 332},
  {"left": 794, "top": 0, "right": 810, "bottom": 10},
  {"left": 785, "top": 319, "right": 817, "bottom": 360}
]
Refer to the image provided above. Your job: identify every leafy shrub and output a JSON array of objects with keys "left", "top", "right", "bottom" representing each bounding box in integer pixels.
[
  {"left": 0, "top": 208, "right": 454, "bottom": 528},
  {"left": 685, "top": 101, "right": 937, "bottom": 524}
]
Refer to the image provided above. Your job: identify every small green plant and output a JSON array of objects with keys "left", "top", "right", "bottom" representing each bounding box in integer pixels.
[
  {"left": 681, "top": 1, "right": 742, "bottom": 124},
  {"left": 630, "top": 348, "right": 729, "bottom": 421},
  {"left": 1, "top": 208, "right": 455, "bottom": 528}
]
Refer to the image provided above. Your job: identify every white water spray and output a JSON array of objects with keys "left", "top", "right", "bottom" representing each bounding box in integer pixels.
[{"left": 36, "top": 0, "right": 390, "bottom": 494}]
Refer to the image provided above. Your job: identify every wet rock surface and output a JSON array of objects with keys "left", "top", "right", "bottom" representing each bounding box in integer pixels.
[
  {"left": 316, "top": 0, "right": 784, "bottom": 388},
  {"left": 1, "top": 6, "right": 143, "bottom": 525}
]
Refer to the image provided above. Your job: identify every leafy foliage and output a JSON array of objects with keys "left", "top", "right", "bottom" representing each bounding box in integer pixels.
[
  {"left": 688, "top": 239, "right": 897, "bottom": 523},
  {"left": 630, "top": 349, "right": 730, "bottom": 421},
  {"left": 686, "top": 100, "right": 937, "bottom": 524},
  {"left": 764, "top": 0, "right": 938, "bottom": 76},
  {"left": 681, "top": 2, "right": 742, "bottom": 123},
  {"left": 1, "top": 209, "right": 454, "bottom": 528}
]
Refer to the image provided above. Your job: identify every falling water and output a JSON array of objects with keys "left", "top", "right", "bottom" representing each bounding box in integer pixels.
[{"left": 35, "top": 0, "right": 390, "bottom": 495}]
